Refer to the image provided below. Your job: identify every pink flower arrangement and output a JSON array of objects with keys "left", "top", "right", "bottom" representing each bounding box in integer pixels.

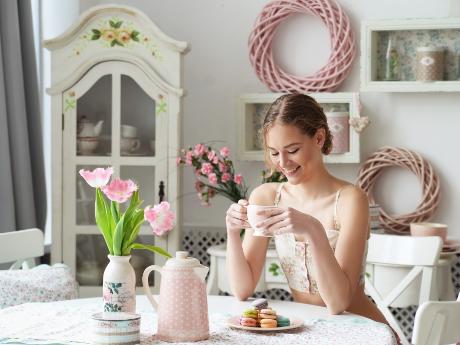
[
  {"left": 79, "top": 167, "right": 174, "bottom": 258},
  {"left": 177, "top": 144, "right": 248, "bottom": 206}
]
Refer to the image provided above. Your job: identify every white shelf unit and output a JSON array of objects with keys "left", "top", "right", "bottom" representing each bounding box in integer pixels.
[
  {"left": 237, "top": 93, "right": 361, "bottom": 164},
  {"left": 361, "top": 18, "right": 460, "bottom": 92}
]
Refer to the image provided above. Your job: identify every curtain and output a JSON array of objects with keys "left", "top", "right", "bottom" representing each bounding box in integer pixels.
[{"left": 0, "top": 0, "right": 46, "bottom": 233}]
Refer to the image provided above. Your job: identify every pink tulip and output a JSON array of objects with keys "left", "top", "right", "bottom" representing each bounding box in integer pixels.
[
  {"left": 220, "top": 147, "right": 230, "bottom": 157},
  {"left": 208, "top": 173, "right": 217, "bottom": 185},
  {"left": 234, "top": 174, "right": 243, "bottom": 185},
  {"left": 79, "top": 167, "right": 113, "bottom": 188},
  {"left": 144, "top": 202, "right": 175, "bottom": 236},
  {"left": 101, "top": 177, "right": 138, "bottom": 203},
  {"left": 201, "top": 162, "right": 214, "bottom": 175}
]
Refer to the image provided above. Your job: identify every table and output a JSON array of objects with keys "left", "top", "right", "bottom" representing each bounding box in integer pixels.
[{"left": 0, "top": 295, "right": 396, "bottom": 345}]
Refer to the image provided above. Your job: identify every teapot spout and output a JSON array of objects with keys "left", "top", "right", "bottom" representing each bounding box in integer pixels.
[
  {"left": 94, "top": 120, "right": 104, "bottom": 136},
  {"left": 193, "top": 265, "right": 209, "bottom": 282}
]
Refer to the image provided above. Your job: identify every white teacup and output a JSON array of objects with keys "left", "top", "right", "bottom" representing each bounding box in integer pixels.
[
  {"left": 247, "top": 205, "right": 279, "bottom": 237},
  {"left": 121, "top": 125, "right": 138, "bottom": 138},
  {"left": 121, "top": 137, "right": 141, "bottom": 154}
]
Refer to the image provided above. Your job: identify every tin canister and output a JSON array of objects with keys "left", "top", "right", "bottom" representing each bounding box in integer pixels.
[
  {"left": 326, "top": 111, "right": 350, "bottom": 154},
  {"left": 416, "top": 46, "right": 445, "bottom": 81},
  {"left": 92, "top": 312, "right": 140, "bottom": 345}
]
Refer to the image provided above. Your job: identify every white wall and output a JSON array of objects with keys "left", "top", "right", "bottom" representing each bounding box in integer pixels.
[{"left": 78, "top": 0, "right": 460, "bottom": 236}]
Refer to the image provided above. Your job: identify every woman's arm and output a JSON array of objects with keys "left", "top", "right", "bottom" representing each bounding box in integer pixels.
[
  {"left": 225, "top": 184, "right": 275, "bottom": 300},
  {"left": 311, "top": 186, "right": 369, "bottom": 313}
]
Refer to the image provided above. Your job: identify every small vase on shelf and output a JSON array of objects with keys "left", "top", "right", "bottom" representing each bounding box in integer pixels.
[
  {"left": 384, "top": 36, "right": 400, "bottom": 81},
  {"left": 102, "top": 255, "right": 136, "bottom": 312}
]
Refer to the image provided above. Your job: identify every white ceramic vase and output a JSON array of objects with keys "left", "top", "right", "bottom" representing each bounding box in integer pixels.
[{"left": 102, "top": 255, "right": 136, "bottom": 312}]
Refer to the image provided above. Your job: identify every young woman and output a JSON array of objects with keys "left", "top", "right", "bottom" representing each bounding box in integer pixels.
[{"left": 225, "top": 93, "right": 388, "bottom": 325}]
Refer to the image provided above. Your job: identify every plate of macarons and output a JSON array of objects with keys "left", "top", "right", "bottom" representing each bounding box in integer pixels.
[{"left": 227, "top": 298, "right": 304, "bottom": 332}]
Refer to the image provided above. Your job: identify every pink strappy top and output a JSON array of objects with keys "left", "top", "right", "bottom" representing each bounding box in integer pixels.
[{"left": 273, "top": 183, "right": 367, "bottom": 294}]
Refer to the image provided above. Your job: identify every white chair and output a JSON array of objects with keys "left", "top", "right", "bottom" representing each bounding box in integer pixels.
[
  {"left": 0, "top": 228, "right": 44, "bottom": 269},
  {"left": 412, "top": 293, "right": 460, "bottom": 345},
  {"left": 0, "top": 228, "right": 78, "bottom": 308},
  {"left": 365, "top": 234, "right": 443, "bottom": 345}
]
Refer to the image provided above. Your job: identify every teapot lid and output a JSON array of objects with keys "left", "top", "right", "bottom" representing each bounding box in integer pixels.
[{"left": 164, "top": 251, "right": 202, "bottom": 268}]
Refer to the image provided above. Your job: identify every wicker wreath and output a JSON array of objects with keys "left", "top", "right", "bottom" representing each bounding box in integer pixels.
[
  {"left": 248, "top": 0, "right": 356, "bottom": 93},
  {"left": 356, "top": 147, "right": 440, "bottom": 234}
]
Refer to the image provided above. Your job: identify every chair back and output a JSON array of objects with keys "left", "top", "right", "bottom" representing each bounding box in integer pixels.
[
  {"left": 365, "top": 234, "right": 443, "bottom": 345},
  {"left": 0, "top": 228, "right": 44, "bottom": 269},
  {"left": 412, "top": 297, "right": 460, "bottom": 345}
]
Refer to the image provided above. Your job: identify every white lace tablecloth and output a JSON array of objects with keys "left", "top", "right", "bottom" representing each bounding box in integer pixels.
[{"left": 0, "top": 296, "right": 396, "bottom": 345}]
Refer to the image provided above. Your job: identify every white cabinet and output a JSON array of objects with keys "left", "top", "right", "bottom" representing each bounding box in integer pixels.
[
  {"left": 361, "top": 18, "right": 460, "bottom": 92},
  {"left": 44, "top": 5, "right": 189, "bottom": 297},
  {"left": 237, "top": 93, "right": 361, "bottom": 164},
  {"left": 206, "top": 244, "right": 289, "bottom": 295}
]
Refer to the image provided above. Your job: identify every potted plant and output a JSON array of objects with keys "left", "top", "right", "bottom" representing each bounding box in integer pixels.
[{"left": 79, "top": 167, "right": 175, "bottom": 312}]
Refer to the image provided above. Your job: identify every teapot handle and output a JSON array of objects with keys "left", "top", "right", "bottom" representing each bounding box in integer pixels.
[{"left": 142, "top": 265, "right": 162, "bottom": 311}]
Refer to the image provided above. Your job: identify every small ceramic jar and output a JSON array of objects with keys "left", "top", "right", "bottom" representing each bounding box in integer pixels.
[
  {"left": 92, "top": 312, "right": 140, "bottom": 345},
  {"left": 416, "top": 46, "right": 445, "bottom": 81},
  {"left": 326, "top": 111, "right": 350, "bottom": 154}
]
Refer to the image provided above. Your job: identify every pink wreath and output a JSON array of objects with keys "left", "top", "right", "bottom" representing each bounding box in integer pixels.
[
  {"left": 357, "top": 147, "right": 440, "bottom": 235},
  {"left": 249, "top": 0, "right": 356, "bottom": 92}
]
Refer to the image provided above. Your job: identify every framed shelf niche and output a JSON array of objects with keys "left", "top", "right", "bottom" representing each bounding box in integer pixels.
[
  {"left": 361, "top": 18, "right": 460, "bottom": 92},
  {"left": 237, "top": 93, "right": 361, "bottom": 164}
]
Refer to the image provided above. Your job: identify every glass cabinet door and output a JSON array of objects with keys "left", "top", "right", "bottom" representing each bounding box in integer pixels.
[
  {"left": 62, "top": 61, "right": 169, "bottom": 296},
  {"left": 75, "top": 75, "right": 112, "bottom": 157},
  {"left": 120, "top": 75, "right": 156, "bottom": 157}
]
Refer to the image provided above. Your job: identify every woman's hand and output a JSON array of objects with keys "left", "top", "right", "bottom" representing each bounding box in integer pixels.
[
  {"left": 255, "top": 207, "right": 323, "bottom": 238},
  {"left": 226, "top": 199, "right": 250, "bottom": 234}
]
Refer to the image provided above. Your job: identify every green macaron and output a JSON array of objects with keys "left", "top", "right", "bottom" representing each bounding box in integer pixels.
[
  {"left": 277, "top": 315, "right": 290, "bottom": 327},
  {"left": 242, "top": 309, "right": 258, "bottom": 319}
]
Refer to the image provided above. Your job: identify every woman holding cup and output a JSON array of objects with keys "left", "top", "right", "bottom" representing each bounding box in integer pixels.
[{"left": 226, "top": 94, "right": 390, "bottom": 328}]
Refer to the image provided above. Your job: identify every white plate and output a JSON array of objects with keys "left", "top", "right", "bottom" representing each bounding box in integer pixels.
[{"left": 226, "top": 315, "right": 304, "bottom": 332}]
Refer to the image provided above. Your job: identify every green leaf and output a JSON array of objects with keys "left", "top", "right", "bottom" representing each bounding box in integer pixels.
[
  {"left": 114, "top": 21, "right": 123, "bottom": 29},
  {"left": 122, "top": 210, "right": 145, "bottom": 255},
  {"left": 109, "top": 20, "right": 117, "bottom": 28},
  {"left": 131, "top": 31, "right": 140, "bottom": 42},
  {"left": 91, "top": 34, "right": 100, "bottom": 40},
  {"left": 95, "top": 188, "right": 113, "bottom": 255},
  {"left": 111, "top": 201, "right": 120, "bottom": 224},
  {"left": 111, "top": 39, "right": 123, "bottom": 47},
  {"left": 91, "top": 29, "right": 101, "bottom": 35},
  {"left": 112, "top": 214, "right": 125, "bottom": 256},
  {"left": 131, "top": 243, "right": 172, "bottom": 258}
]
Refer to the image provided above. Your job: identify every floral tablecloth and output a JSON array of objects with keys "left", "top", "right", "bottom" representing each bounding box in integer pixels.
[{"left": 0, "top": 297, "right": 396, "bottom": 345}]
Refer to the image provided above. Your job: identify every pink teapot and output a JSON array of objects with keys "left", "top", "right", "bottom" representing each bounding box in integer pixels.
[{"left": 142, "top": 251, "right": 209, "bottom": 342}]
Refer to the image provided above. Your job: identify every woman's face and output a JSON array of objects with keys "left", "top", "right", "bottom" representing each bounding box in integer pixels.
[{"left": 265, "top": 122, "right": 324, "bottom": 184}]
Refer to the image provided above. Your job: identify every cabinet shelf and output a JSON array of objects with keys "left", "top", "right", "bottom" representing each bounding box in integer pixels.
[
  {"left": 237, "top": 93, "right": 361, "bottom": 164},
  {"left": 361, "top": 18, "right": 460, "bottom": 92}
]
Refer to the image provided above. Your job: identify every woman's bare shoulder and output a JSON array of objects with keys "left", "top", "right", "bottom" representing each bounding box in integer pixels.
[
  {"left": 249, "top": 183, "right": 280, "bottom": 206},
  {"left": 339, "top": 184, "right": 369, "bottom": 210}
]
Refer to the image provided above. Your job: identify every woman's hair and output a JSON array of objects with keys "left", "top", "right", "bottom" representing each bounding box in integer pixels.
[{"left": 260, "top": 93, "right": 333, "bottom": 173}]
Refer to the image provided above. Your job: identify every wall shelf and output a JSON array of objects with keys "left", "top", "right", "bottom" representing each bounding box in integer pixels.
[
  {"left": 361, "top": 18, "right": 460, "bottom": 92},
  {"left": 237, "top": 93, "right": 361, "bottom": 164}
]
